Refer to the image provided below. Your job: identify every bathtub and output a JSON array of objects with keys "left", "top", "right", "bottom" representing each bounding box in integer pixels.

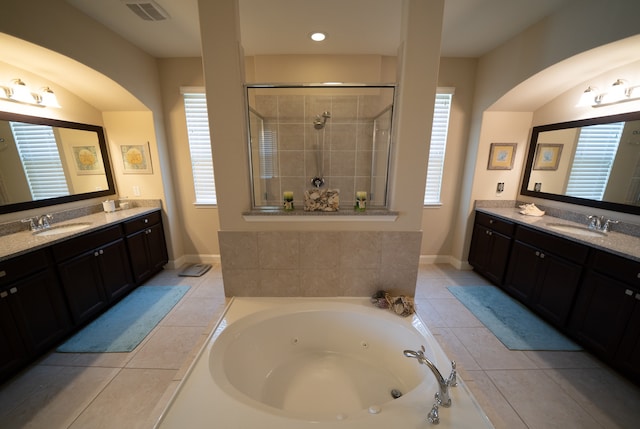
[{"left": 156, "top": 298, "right": 493, "bottom": 428}]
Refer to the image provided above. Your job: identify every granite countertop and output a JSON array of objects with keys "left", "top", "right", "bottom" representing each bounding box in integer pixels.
[
  {"left": 0, "top": 206, "right": 161, "bottom": 262},
  {"left": 476, "top": 206, "right": 640, "bottom": 262}
]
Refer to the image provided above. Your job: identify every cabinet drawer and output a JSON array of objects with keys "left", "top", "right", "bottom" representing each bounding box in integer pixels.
[
  {"left": 475, "top": 212, "right": 515, "bottom": 236},
  {"left": 591, "top": 250, "right": 640, "bottom": 287},
  {"left": 123, "top": 211, "right": 161, "bottom": 235},
  {"left": 514, "top": 226, "right": 589, "bottom": 264},
  {"left": 0, "top": 250, "right": 50, "bottom": 287},
  {"left": 52, "top": 225, "right": 123, "bottom": 262}
]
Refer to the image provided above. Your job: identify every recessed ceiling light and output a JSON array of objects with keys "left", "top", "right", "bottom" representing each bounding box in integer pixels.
[{"left": 310, "top": 32, "right": 327, "bottom": 42}]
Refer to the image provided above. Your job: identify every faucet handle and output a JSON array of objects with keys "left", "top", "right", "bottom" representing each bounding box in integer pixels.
[
  {"left": 21, "top": 218, "right": 36, "bottom": 231},
  {"left": 448, "top": 361, "right": 457, "bottom": 387},
  {"left": 427, "top": 403, "right": 440, "bottom": 424},
  {"left": 603, "top": 219, "right": 618, "bottom": 232}
]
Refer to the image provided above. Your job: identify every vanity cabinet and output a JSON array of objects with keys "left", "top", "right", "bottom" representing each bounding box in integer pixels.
[
  {"left": 569, "top": 250, "right": 640, "bottom": 382},
  {"left": 504, "top": 226, "right": 588, "bottom": 328},
  {"left": 468, "top": 212, "right": 514, "bottom": 285},
  {"left": 53, "top": 225, "right": 134, "bottom": 325},
  {"left": 124, "top": 211, "right": 168, "bottom": 284},
  {"left": 0, "top": 249, "right": 71, "bottom": 382}
]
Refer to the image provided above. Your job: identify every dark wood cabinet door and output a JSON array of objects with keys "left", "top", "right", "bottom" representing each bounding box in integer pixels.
[
  {"left": 0, "top": 295, "right": 27, "bottom": 381},
  {"left": 57, "top": 251, "right": 107, "bottom": 325},
  {"left": 127, "top": 229, "right": 152, "bottom": 284},
  {"left": 9, "top": 269, "right": 71, "bottom": 354},
  {"left": 504, "top": 240, "right": 541, "bottom": 303},
  {"left": 532, "top": 254, "right": 582, "bottom": 328},
  {"left": 97, "top": 239, "right": 134, "bottom": 303},
  {"left": 485, "top": 231, "right": 512, "bottom": 285},
  {"left": 569, "top": 271, "right": 635, "bottom": 360},
  {"left": 616, "top": 299, "right": 640, "bottom": 384},
  {"left": 146, "top": 223, "right": 168, "bottom": 273},
  {"left": 468, "top": 223, "right": 491, "bottom": 271}
]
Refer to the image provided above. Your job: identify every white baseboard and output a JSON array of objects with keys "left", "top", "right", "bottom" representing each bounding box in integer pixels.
[
  {"left": 419, "top": 255, "right": 473, "bottom": 271},
  {"left": 165, "top": 254, "right": 220, "bottom": 270}
]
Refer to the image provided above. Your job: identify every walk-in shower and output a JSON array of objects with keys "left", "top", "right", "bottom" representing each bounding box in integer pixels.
[{"left": 246, "top": 84, "right": 395, "bottom": 209}]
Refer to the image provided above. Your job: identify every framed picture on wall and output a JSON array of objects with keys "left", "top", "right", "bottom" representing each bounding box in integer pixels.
[
  {"left": 533, "top": 143, "right": 563, "bottom": 170},
  {"left": 121, "top": 142, "right": 153, "bottom": 174},
  {"left": 487, "top": 143, "right": 517, "bottom": 170},
  {"left": 72, "top": 145, "right": 104, "bottom": 175}
]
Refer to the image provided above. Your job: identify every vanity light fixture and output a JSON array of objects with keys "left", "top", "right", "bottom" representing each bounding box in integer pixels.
[
  {"left": 309, "top": 32, "right": 327, "bottom": 42},
  {"left": 581, "top": 78, "right": 640, "bottom": 107},
  {"left": 0, "top": 79, "right": 61, "bottom": 108}
]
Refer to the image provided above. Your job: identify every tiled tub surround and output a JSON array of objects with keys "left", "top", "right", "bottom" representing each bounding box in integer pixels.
[
  {"left": 219, "top": 230, "right": 421, "bottom": 297},
  {"left": 0, "top": 200, "right": 162, "bottom": 261},
  {"left": 474, "top": 206, "right": 640, "bottom": 261},
  {"left": 250, "top": 93, "right": 392, "bottom": 208}
]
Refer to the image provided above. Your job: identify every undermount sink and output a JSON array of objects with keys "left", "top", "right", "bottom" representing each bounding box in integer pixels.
[
  {"left": 546, "top": 223, "right": 607, "bottom": 238},
  {"left": 34, "top": 222, "right": 93, "bottom": 236}
]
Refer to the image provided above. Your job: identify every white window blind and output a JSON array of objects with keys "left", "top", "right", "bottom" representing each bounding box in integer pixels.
[
  {"left": 10, "top": 121, "right": 69, "bottom": 200},
  {"left": 182, "top": 89, "right": 217, "bottom": 205},
  {"left": 424, "top": 89, "right": 454, "bottom": 205},
  {"left": 565, "top": 121, "right": 624, "bottom": 200}
]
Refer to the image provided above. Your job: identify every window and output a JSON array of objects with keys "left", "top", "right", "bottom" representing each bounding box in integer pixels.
[
  {"left": 565, "top": 121, "right": 624, "bottom": 200},
  {"left": 10, "top": 121, "right": 69, "bottom": 200},
  {"left": 182, "top": 88, "right": 217, "bottom": 205},
  {"left": 424, "top": 88, "right": 454, "bottom": 205}
]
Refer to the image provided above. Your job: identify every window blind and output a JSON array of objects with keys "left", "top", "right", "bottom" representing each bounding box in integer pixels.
[
  {"left": 10, "top": 121, "right": 69, "bottom": 200},
  {"left": 565, "top": 121, "right": 624, "bottom": 200},
  {"left": 182, "top": 90, "right": 217, "bottom": 205},
  {"left": 424, "top": 89, "right": 454, "bottom": 205}
]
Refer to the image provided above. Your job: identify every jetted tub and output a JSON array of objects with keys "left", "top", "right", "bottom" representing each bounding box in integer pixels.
[{"left": 156, "top": 298, "right": 493, "bottom": 428}]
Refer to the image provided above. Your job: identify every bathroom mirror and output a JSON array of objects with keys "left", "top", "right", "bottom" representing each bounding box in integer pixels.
[
  {"left": 520, "top": 111, "right": 640, "bottom": 215},
  {"left": 246, "top": 84, "right": 396, "bottom": 209},
  {"left": 0, "top": 111, "right": 115, "bottom": 214}
]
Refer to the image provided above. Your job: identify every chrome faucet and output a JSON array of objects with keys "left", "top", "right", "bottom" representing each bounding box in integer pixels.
[
  {"left": 588, "top": 215, "right": 617, "bottom": 232},
  {"left": 404, "top": 345, "right": 457, "bottom": 424},
  {"left": 36, "top": 214, "right": 52, "bottom": 229}
]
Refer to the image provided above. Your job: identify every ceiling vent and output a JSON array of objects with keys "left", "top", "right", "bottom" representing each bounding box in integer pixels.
[{"left": 122, "top": 0, "right": 170, "bottom": 21}]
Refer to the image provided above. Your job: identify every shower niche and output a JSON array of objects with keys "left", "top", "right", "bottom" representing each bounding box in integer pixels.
[{"left": 246, "top": 84, "right": 395, "bottom": 210}]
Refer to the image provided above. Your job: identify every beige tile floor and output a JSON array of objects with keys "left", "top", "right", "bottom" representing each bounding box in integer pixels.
[{"left": 1, "top": 263, "right": 639, "bottom": 428}]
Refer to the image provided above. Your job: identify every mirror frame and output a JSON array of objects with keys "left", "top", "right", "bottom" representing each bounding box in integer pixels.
[
  {"left": 520, "top": 110, "right": 640, "bottom": 216},
  {"left": 0, "top": 111, "right": 116, "bottom": 214}
]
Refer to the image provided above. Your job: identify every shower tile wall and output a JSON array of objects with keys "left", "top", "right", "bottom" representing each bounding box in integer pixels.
[
  {"left": 253, "top": 94, "right": 390, "bottom": 207},
  {"left": 219, "top": 230, "right": 421, "bottom": 297}
]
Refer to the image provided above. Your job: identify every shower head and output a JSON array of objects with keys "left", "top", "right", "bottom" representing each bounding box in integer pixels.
[{"left": 313, "top": 111, "right": 331, "bottom": 129}]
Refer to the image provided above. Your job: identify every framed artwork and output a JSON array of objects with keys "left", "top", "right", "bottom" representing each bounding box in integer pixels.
[
  {"left": 72, "top": 145, "right": 104, "bottom": 175},
  {"left": 121, "top": 142, "right": 153, "bottom": 174},
  {"left": 487, "top": 143, "right": 517, "bottom": 170},
  {"left": 533, "top": 143, "right": 563, "bottom": 170}
]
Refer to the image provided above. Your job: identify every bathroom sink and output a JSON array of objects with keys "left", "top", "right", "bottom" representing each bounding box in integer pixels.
[
  {"left": 546, "top": 223, "right": 607, "bottom": 238},
  {"left": 34, "top": 222, "right": 93, "bottom": 236}
]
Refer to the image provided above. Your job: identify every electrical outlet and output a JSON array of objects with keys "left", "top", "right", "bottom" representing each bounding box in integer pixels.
[
  {"left": 133, "top": 185, "right": 140, "bottom": 196},
  {"left": 497, "top": 182, "right": 504, "bottom": 193}
]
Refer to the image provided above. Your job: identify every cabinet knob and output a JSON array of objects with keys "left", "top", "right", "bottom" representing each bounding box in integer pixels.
[
  {"left": 540, "top": 253, "right": 545, "bottom": 259},
  {"left": 636, "top": 293, "right": 640, "bottom": 301},
  {"left": 94, "top": 251, "right": 99, "bottom": 257},
  {"left": 489, "top": 219, "right": 494, "bottom": 224},
  {"left": 144, "top": 218, "right": 149, "bottom": 224},
  {"left": 535, "top": 251, "right": 540, "bottom": 257},
  {"left": 146, "top": 228, "right": 152, "bottom": 234},
  {"left": 0, "top": 291, "right": 7, "bottom": 298},
  {"left": 625, "top": 289, "right": 634, "bottom": 296},
  {"left": 9, "top": 287, "right": 17, "bottom": 294},
  {"left": 0, "top": 270, "right": 6, "bottom": 278},
  {"left": 99, "top": 249, "right": 104, "bottom": 255}
]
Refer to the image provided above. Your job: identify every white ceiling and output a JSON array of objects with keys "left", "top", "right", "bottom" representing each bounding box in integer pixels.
[{"left": 65, "top": 0, "right": 570, "bottom": 58}]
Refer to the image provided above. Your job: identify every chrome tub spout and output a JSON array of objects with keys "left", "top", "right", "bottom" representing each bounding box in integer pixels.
[{"left": 404, "top": 346, "right": 456, "bottom": 408}]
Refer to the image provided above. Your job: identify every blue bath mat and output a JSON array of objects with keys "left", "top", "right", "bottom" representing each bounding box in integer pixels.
[
  {"left": 57, "top": 286, "right": 189, "bottom": 353},
  {"left": 447, "top": 286, "right": 581, "bottom": 351}
]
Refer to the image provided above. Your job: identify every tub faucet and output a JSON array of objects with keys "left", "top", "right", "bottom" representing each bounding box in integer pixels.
[{"left": 404, "top": 345, "right": 457, "bottom": 415}]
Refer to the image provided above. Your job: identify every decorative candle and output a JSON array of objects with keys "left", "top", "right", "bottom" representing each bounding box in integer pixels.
[
  {"left": 283, "top": 191, "right": 294, "bottom": 211},
  {"left": 355, "top": 191, "right": 367, "bottom": 211}
]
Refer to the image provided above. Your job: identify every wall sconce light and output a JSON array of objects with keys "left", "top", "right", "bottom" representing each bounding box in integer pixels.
[
  {"left": 0, "top": 79, "right": 61, "bottom": 108},
  {"left": 581, "top": 78, "right": 638, "bottom": 108}
]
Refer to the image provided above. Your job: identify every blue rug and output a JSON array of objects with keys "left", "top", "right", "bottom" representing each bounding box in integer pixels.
[
  {"left": 447, "top": 286, "right": 581, "bottom": 351},
  {"left": 57, "top": 286, "right": 190, "bottom": 353}
]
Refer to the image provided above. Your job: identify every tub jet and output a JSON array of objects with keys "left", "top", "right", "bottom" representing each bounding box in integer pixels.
[{"left": 390, "top": 389, "right": 403, "bottom": 399}]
